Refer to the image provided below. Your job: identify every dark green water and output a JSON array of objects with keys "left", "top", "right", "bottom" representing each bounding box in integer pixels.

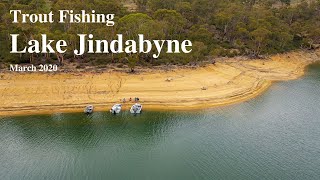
[{"left": 1, "top": 65, "right": 320, "bottom": 180}]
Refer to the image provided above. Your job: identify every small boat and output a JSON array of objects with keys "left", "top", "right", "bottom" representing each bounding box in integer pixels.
[
  {"left": 110, "top": 104, "right": 122, "bottom": 114},
  {"left": 84, "top": 105, "right": 94, "bottom": 114},
  {"left": 130, "top": 103, "right": 142, "bottom": 114}
]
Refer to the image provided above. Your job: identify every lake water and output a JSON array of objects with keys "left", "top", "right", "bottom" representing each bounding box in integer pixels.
[{"left": 1, "top": 64, "right": 320, "bottom": 180}]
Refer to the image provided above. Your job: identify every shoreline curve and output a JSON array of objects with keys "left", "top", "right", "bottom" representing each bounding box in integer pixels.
[{"left": 0, "top": 50, "right": 319, "bottom": 117}]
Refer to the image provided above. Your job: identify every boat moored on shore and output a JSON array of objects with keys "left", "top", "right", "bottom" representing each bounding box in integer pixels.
[
  {"left": 84, "top": 105, "right": 94, "bottom": 114},
  {"left": 110, "top": 104, "right": 122, "bottom": 114},
  {"left": 130, "top": 103, "right": 142, "bottom": 114}
]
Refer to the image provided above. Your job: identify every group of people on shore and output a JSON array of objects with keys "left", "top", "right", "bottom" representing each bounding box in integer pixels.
[{"left": 121, "top": 97, "right": 140, "bottom": 103}]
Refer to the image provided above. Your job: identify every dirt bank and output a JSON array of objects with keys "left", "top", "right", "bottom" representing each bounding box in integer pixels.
[{"left": 0, "top": 50, "right": 319, "bottom": 116}]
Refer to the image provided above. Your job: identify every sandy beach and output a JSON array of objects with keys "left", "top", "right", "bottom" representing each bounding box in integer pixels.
[{"left": 0, "top": 50, "right": 319, "bottom": 116}]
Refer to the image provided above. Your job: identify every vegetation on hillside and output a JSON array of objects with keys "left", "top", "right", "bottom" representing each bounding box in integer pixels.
[{"left": 0, "top": 0, "right": 319, "bottom": 68}]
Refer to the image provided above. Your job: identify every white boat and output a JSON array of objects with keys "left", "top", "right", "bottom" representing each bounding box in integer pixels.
[
  {"left": 130, "top": 103, "right": 142, "bottom": 114},
  {"left": 110, "top": 104, "right": 122, "bottom": 114},
  {"left": 84, "top": 105, "right": 94, "bottom": 114}
]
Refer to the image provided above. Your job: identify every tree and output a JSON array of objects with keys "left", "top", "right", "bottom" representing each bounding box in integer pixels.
[
  {"left": 153, "top": 9, "right": 186, "bottom": 39},
  {"left": 134, "top": 0, "right": 148, "bottom": 12},
  {"left": 191, "top": 41, "right": 207, "bottom": 62},
  {"left": 249, "top": 27, "right": 272, "bottom": 56},
  {"left": 1, "top": 0, "right": 320, "bottom": 66},
  {"left": 127, "top": 54, "right": 139, "bottom": 72},
  {"left": 147, "top": 0, "right": 178, "bottom": 11}
]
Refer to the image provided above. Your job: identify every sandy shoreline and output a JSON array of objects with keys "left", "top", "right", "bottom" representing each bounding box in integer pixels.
[{"left": 0, "top": 50, "right": 319, "bottom": 116}]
